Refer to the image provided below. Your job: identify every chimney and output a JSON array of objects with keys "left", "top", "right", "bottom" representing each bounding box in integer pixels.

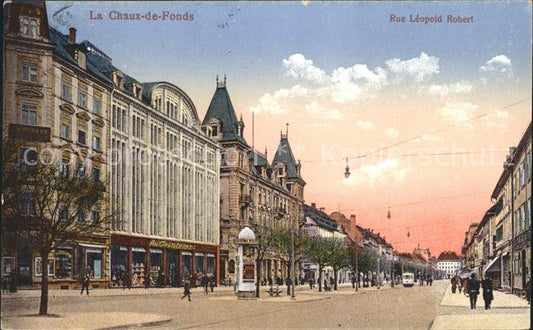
[
  {"left": 69, "top": 27, "right": 77, "bottom": 44},
  {"left": 319, "top": 207, "right": 325, "bottom": 212},
  {"left": 311, "top": 203, "right": 316, "bottom": 209},
  {"left": 350, "top": 214, "right": 356, "bottom": 222}
]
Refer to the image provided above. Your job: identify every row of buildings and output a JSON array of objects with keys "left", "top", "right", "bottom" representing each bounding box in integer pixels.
[
  {"left": 1, "top": 0, "right": 362, "bottom": 289},
  {"left": 462, "top": 122, "right": 531, "bottom": 296},
  {"left": 1, "top": 0, "right": 452, "bottom": 290}
]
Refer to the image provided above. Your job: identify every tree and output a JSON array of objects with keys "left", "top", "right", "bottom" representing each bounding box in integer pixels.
[
  {"left": 328, "top": 238, "right": 351, "bottom": 290},
  {"left": 248, "top": 221, "right": 275, "bottom": 298},
  {"left": 270, "top": 225, "right": 308, "bottom": 291},
  {"left": 305, "top": 236, "right": 332, "bottom": 292},
  {"left": 357, "top": 247, "right": 379, "bottom": 286},
  {"left": 2, "top": 140, "right": 110, "bottom": 315}
]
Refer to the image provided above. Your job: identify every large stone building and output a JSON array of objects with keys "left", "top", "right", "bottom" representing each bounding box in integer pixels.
[
  {"left": 201, "top": 79, "right": 305, "bottom": 283},
  {"left": 81, "top": 44, "right": 221, "bottom": 288},
  {"left": 3, "top": 0, "right": 111, "bottom": 288}
]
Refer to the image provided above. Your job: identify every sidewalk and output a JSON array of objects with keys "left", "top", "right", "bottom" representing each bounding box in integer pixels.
[
  {"left": 440, "top": 283, "right": 529, "bottom": 308},
  {"left": 431, "top": 284, "right": 530, "bottom": 330},
  {"left": 2, "top": 312, "right": 171, "bottom": 330}
]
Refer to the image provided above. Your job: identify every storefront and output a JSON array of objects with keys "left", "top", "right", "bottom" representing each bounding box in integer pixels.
[
  {"left": 1, "top": 236, "right": 109, "bottom": 289},
  {"left": 110, "top": 233, "right": 219, "bottom": 287}
]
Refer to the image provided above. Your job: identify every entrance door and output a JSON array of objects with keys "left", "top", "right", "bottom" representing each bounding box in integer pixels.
[
  {"left": 17, "top": 247, "right": 31, "bottom": 285},
  {"left": 521, "top": 250, "right": 527, "bottom": 289}
]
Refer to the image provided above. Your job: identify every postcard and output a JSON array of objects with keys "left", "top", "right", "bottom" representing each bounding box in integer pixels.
[{"left": 2, "top": 1, "right": 531, "bottom": 329}]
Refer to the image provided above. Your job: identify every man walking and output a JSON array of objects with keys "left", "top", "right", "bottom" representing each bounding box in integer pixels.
[
  {"left": 481, "top": 276, "right": 493, "bottom": 309},
  {"left": 80, "top": 273, "right": 90, "bottom": 296},
  {"left": 468, "top": 273, "right": 480, "bottom": 309},
  {"left": 181, "top": 277, "right": 192, "bottom": 301}
]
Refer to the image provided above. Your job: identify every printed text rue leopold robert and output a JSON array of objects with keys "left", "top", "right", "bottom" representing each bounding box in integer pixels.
[{"left": 390, "top": 14, "right": 473, "bottom": 24}]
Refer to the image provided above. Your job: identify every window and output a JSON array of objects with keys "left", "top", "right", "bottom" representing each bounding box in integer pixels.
[
  {"left": 93, "top": 136, "right": 101, "bottom": 151},
  {"left": 59, "top": 204, "right": 68, "bottom": 222},
  {"left": 77, "top": 210, "right": 86, "bottom": 222},
  {"left": 60, "top": 159, "right": 70, "bottom": 178},
  {"left": 21, "top": 104, "right": 37, "bottom": 125},
  {"left": 91, "top": 168, "right": 100, "bottom": 181},
  {"left": 60, "top": 123, "right": 70, "bottom": 140},
  {"left": 78, "top": 130, "right": 86, "bottom": 145},
  {"left": 91, "top": 210, "right": 100, "bottom": 224},
  {"left": 21, "top": 194, "right": 35, "bottom": 215},
  {"left": 21, "top": 61, "right": 37, "bottom": 82},
  {"left": 19, "top": 148, "right": 37, "bottom": 171},
  {"left": 20, "top": 16, "right": 39, "bottom": 38},
  {"left": 62, "top": 76, "right": 72, "bottom": 101},
  {"left": 93, "top": 97, "right": 102, "bottom": 116},
  {"left": 78, "top": 90, "right": 87, "bottom": 108},
  {"left": 78, "top": 82, "right": 88, "bottom": 108},
  {"left": 76, "top": 163, "right": 85, "bottom": 179}
]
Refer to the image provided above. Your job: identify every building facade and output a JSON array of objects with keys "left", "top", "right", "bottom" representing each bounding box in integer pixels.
[
  {"left": 3, "top": 0, "right": 111, "bottom": 288},
  {"left": 465, "top": 122, "right": 531, "bottom": 295},
  {"left": 201, "top": 79, "right": 305, "bottom": 284},
  {"left": 436, "top": 251, "right": 462, "bottom": 279},
  {"left": 81, "top": 49, "right": 221, "bottom": 287}
]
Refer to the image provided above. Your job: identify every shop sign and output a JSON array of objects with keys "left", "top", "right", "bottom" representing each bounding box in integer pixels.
[
  {"left": 242, "top": 262, "right": 255, "bottom": 281},
  {"left": 9, "top": 124, "right": 51, "bottom": 142},
  {"left": 149, "top": 239, "right": 195, "bottom": 251}
]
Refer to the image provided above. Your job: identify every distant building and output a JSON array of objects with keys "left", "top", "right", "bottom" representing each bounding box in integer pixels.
[{"left": 436, "top": 251, "right": 462, "bottom": 279}]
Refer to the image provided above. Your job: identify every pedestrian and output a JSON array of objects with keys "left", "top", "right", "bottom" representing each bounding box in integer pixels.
[
  {"left": 181, "top": 277, "right": 192, "bottom": 301},
  {"left": 309, "top": 277, "right": 314, "bottom": 290},
  {"left": 228, "top": 277, "right": 232, "bottom": 287},
  {"left": 2, "top": 276, "right": 9, "bottom": 293},
  {"left": 285, "top": 276, "right": 291, "bottom": 295},
  {"left": 468, "top": 273, "right": 480, "bottom": 310},
  {"left": 451, "top": 275, "right": 458, "bottom": 293},
  {"left": 351, "top": 275, "right": 356, "bottom": 289},
  {"left": 202, "top": 274, "right": 209, "bottom": 294},
  {"left": 209, "top": 276, "right": 215, "bottom": 293},
  {"left": 481, "top": 277, "right": 493, "bottom": 310},
  {"left": 429, "top": 276, "right": 433, "bottom": 286},
  {"left": 268, "top": 276, "right": 273, "bottom": 287},
  {"left": 80, "top": 273, "right": 90, "bottom": 295},
  {"left": 462, "top": 277, "right": 469, "bottom": 296}
]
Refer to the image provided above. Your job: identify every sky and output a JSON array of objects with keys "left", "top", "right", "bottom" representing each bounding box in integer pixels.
[{"left": 46, "top": 1, "right": 532, "bottom": 257}]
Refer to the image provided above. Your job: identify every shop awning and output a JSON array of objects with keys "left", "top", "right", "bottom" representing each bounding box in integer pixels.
[{"left": 485, "top": 256, "right": 501, "bottom": 273}]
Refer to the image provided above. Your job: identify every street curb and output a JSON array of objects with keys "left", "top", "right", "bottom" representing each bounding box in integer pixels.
[{"left": 97, "top": 318, "right": 172, "bottom": 330}]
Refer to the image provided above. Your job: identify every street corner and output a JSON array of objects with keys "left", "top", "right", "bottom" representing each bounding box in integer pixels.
[{"left": 1, "top": 312, "right": 172, "bottom": 330}]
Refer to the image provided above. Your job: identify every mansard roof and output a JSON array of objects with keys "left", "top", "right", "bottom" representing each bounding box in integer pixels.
[
  {"left": 202, "top": 84, "right": 246, "bottom": 144},
  {"left": 271, "top": 134, "right": 304, "bottom": 182},
  {"left": 303, "top": 204, "right": 338, "bottom": 232}
]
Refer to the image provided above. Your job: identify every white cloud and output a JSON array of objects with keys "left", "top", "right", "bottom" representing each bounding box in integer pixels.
[
  {"left": 385, "top": 52, "right": 440, "bottom": 82},
  {"left": 250, "top": 85, "right": 308, "bottom": 114},
  {"left": 428, "top": 81, "right": 473, "bottom": 97},
  {"left": 343, "top": 159, "right": 411, "bottom": 187},
  {"left": 356, "top": 121, "right": 374, "bottom": 131},
  {"left": 479, "top": 55, "right": 513, "bottom": 76},
  {"left": 438, "top": 102, "right": 478, "bottom": 127},
  {"left": 383, "top": 128, "right": 399, "bottom": 139},
  {"left": 484, "top": 109, "right": 511, "bottom": 130},
  {"left": 305, "top": 102, "right": 343, "bottom": 120},
  {"left": 282, "top": 54, "right": 327, "bottom": 83}
]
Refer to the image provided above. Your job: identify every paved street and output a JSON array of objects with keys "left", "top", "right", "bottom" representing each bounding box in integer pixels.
[{"left": 2, "top": 280, "right": 530, "bottom": 329}]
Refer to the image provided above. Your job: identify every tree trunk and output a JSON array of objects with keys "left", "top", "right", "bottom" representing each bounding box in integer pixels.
[
  {"left": 256, "top": 258, "right": 261, "bottom": 298},
  {"left": 318, "top": 264, "right": 323, "bottom": 292},
  {"left": 333, "top": 267, "right": 338, "bottom": 290},
  {"left": 39, "top": 252, "right": 49, "bottom": 315}
]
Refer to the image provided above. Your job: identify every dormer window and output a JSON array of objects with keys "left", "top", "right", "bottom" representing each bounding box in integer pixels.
[
  {"left": 20, "top": 16, "right": 40, "bottom": 39},
  {"left": 211, "top": 125, "right": 218, "bottom": 137}
]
